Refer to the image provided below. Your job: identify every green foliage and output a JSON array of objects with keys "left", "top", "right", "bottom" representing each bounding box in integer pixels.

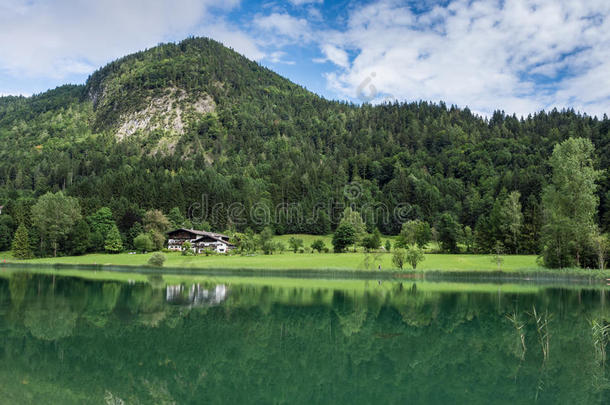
[
  {"left": 181, "top": 241, "right": 195, "bottom": 256},
  {"left": 406, "top": 245, "right": 425, "bottom": 269},
  {"left": 168, "top": 207, "right": 186, "bottom": 229},
  {"left": 66, "top": 219, "right": 91, "bottom": 256},
  {"left": 148, "top": 253, "right": 166, "bottom": 267},
  {"left": 461, "top": 226, "right": 473, "bottom": 253},
  {"left": 133, "top": 233, "right": 154, "bottom": 253},
  {"left": 128, "top": 222, "right": 145, "bottom": 250},
  {"left": 288, "top": 237, "right": 304, "bottom": 253},
  {"left": 384, "top": 239, "right": 392, "bottom": 252},
  {"left": 231, "top": 231, "right": 257, "bottom": 254},
  {"left": 88, "top": 207, "right": 115, "bottom": 241},
  {"left": 11, "top": 224, "right": 32, "bottom": 259},
  {"left": 31, "top": 191, "right": 81, "bottom": 257},
  {"left": 592, "top": 233, "right": 609, "bottom": 271},
  {"left": 396, "top": 220, "right": 432, "bottom": 249},
  {"left": 0, "top": 215, "right": 15, "bottom": 251},
  {"left": 492, "top": 241, "right": 505, "bottom": 271},
  {"left": 437, "top": 213, "right": 461, "bottom": 253},
  {"left": 361, "top": 228, "right": 382, "bottom": 251},
  {"left": 143, "top": 210, "right": 171, "bottom": 251},
  {"left": 258, "top": 227, "right": 275, "bottom": 255},
  {"left": 311, "top": 239, "right": 325, "bottom": 253},
  {"left": 332, "top": 223, "right": 356, "bottom": 253},
  {"left": 541, "top": 138, "right": 602, "bottom": 268},
  {"left": 391, "top": 248, "right": 407, "bottom": 270},
  {"left": 502, "top": 191, "right": 524, "bottom": 253},
  {"left": 104, "top": 224, "right": 123, "bottom": 253},
  {"left": 339, "top": 207, "right": 366, "bottom": 245},
  {"left": 143, "top": 209, "right": 171, "bottom": 234}
]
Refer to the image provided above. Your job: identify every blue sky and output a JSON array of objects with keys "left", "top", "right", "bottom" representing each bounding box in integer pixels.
[{"left": 1, "top": 0, "right": 609, "bottom": 117}]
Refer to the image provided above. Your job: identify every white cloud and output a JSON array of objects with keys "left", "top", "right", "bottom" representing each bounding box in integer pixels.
[
  {"left": 267, "top": 51, "right": 296, "bottom": 64},
  {"left": 0, "top": 0, "right": 253, "bottom": 80},
  {"left": 322, "top": 0, "right": 610, "bottom": 116},
  {"left": 253, "top": 12, "right": 313, "bottom": 44},
  {"left": 288, "top": 0, "right": 323, "bottom": 5},
  {"left": 199, "top": 21, "right": 266, "bottom": 61},
  {"left": 317, "top": 44, "right": 349, "bottom": 68}
]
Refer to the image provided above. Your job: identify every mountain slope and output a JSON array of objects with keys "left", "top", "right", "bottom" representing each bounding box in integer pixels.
[{"left": 0, "top": 37, "right": 609, "bottom": 255}]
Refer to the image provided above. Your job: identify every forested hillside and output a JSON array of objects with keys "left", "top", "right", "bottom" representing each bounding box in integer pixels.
[{"left": 0, "top": 37, "right": 609, "bottom": 257}]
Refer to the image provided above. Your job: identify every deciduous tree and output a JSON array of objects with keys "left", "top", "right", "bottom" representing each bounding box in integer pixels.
[
  {"left": 31, "top": 192, "right": 81, "bottom": 257},
  {"left": 332, "top": 223, "right": 356, "bottom": 253},
  {"left": 541, "top": 138, "right": 602, "bottom": 268}
]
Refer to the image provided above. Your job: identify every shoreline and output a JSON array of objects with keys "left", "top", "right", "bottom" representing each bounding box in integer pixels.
[{"left": 2, "top": 260, "right": 609, "bottom": 286}]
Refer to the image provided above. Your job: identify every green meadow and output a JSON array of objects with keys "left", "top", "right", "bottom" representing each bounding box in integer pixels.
[{"left": 2, "top": 250, "right": 540, "bottom": 272}]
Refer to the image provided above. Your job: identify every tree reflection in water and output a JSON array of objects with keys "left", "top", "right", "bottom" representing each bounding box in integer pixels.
[{"left": 0, "top": 271, "right": 609, "bottom": 404}]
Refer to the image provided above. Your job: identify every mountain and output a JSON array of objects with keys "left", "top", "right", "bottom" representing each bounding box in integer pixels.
[{"left": 0, "top": 37, "right": 609, "bottom": 254}]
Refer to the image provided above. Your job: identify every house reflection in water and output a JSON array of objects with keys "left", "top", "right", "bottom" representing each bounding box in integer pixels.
[{"left": 166, "top": 284, "right": 228, "bottom": 307}]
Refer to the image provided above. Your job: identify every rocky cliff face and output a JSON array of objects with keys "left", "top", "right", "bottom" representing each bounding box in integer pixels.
[{"left": 114, "top": 87, "right": 215, "bottom": 140}]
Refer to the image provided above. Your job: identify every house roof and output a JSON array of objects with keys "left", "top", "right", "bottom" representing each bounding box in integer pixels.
[
  {"left": 192, "top": 234, "right": 235, "bottom": 247},
  {"left": 167, "top": 228, "right": 230, "bottom": 240}
]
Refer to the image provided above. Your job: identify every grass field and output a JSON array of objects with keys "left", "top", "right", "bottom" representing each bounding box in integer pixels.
[{"left": 2, "top": 249, "right": 540, "bottom": 272}]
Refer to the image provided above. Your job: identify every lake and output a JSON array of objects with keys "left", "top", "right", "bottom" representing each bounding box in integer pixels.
[{"left": 1, "top": 268, "right": 609, "bottom": 404}]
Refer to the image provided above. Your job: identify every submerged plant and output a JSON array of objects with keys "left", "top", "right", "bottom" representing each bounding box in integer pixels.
[
  {"left": 592, "top": 319, "right": 610, "bottom": 365},
  {"left": 590, "top": 319, "right": 610, "bottom": 392},
  {"left": 530, "top": 306, "right": 551, "bottom": 362},
  {"left": 506, "top": 311, "right": 527, "bottom": 360}
]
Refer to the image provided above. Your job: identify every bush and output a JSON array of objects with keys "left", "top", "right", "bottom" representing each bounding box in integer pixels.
[
  {"left": 182, "top": 241, "right": 195, "bottom": 256},
  {"left": 134, "top": 233, "right": 154, "bottom": 253},
  {"left": 406, "top": 245, "right": 425, "bottom": 269},
  {"left": 384, "top": 239, "right": 392, "bottom": 252},
  {"left": 202, "top": 248, "right": 215, "bottom": 256},
  {"left": 362, "top": 228, "right": 382, "bottom": 252},
  {"left": 332, "top": 223, "right": 356, "bottom": 253},
  {"left": 148, "top": 253, "right": 166, "bottom": 267},
  {"left": 311, "top": 239, "right": 325, "bottom": 253},
  {"left": 288, "top": 237, "right": 304, "bottom": 253},
  {"left": 392, "top": 249, "right": 407, "bottom": 270},
  {"left": 396, "top": 220, "right": 432, "bottom": 249}
]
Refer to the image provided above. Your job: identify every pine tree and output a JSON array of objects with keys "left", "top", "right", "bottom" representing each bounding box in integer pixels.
[
  {"left": 104, "top": 224, "right": 124, "bottom": 253},
  {"left": 12, "top": 224, "right": 33, "bottom": 259}
]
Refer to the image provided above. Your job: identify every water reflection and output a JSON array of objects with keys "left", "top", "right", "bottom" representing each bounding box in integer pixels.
[
  {"left": 166, "top": 284, "right": 228, "bottom": 307},
  {"left": 0, "top": 271, "right": 609, "bottom": 404}
]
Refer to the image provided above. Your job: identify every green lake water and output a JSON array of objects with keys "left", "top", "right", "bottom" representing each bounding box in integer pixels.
[{"left": 1, "top": 269, "right": 610, "bottom": 404}]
